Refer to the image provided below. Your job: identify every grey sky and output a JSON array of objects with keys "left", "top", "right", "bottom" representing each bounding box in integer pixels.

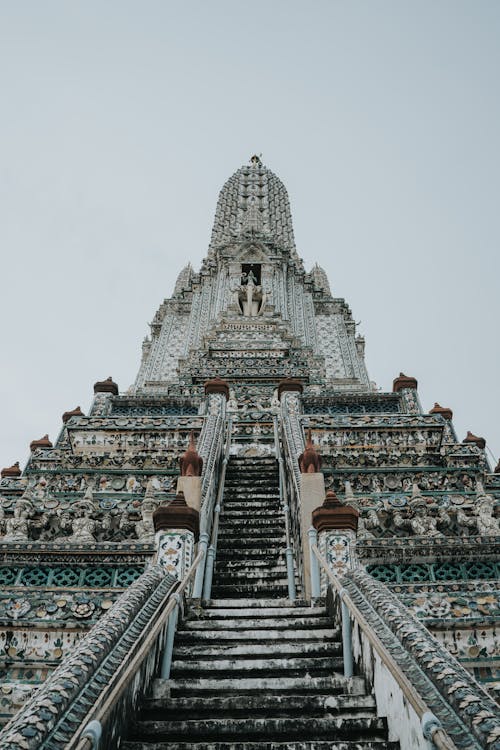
[{"left": 1, "top": 1, "right": 499, "bottom": 469}]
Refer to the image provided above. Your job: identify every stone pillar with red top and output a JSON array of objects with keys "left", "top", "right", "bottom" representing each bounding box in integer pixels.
[
  {"left": 90, "top": 376, "right": 119, "bottom": 417},
  {"left": 176, "top": 431, "right": 203, "bottom": 512},
  {"left": 429, "top": 402, "right": 456, "bottom": 442},
  {"left": 311, "top": 489, "right": 359, "bottom": 596},
  {"left": 392, "top": 372, "right": 421, "bottom": 414},
  {"left": 153, "top": 491, "right": 200, "bottom": 581}
]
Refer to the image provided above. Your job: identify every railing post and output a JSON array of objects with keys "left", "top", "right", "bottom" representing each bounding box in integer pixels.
[
  {"left": 160, "top": 592, "right": 181, "bottom": 680},
  {"left": 80, "top": 719, "right": 102, "bottom": 750},
  {"left": 339, "top": 589, "right": 353, "bottom": 678},
  {"left": 284, "top": 503, "right": 296, "bottom": 601},
  {"left": 192, "top": 531, "right": 209, "bottom": 598},
  {"left": 202, "top": 541, "right": 217, "bottom": 601},
  {"left": 308, "top": 527, "right": 320, "bottom": 600}
]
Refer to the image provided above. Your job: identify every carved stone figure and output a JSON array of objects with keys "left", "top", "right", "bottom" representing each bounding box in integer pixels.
[
  {"left": 135, "top": 483, "right": 158, "bottom": 544},
  {"left": 394, "top": 484, "right": 443, "bottom": 537},
  {"left": 227, "top": 391, "right": 239, "bottom": 414},
  {"left": 344, "top": 482, "right": 382, "bottom": 539},
  {"left": 239, "top": 272, "right": 263, "bottom": 316},
  {"left": 67, "top": 489, "right": 97, "bottom": 544},
  {"left": 3, "top": 492, "right": 34, "bottom": 542},
  {"left": 452, "top": 506, "right": 476, "bottom": 536},
  {"left": 474, "top": 482, "right": 499, "bottom": 536}
]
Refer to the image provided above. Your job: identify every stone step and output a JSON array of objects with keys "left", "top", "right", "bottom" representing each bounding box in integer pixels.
[
  {"left": 143, "top": 693, "right": 376, "bottom": 717},
  {"left": 170, "top": 655, "right": 344, "bottom": 676},
  {"left": 217, "top": 526, "right": 285, "bottom": 538},
  {"left": 166, "top": 674, "right": 366, "bottom": 695},
  {"left": 129, "top": 715, "right": 387, "bottom": 742},
  {"left": 225, "top": 477, "right": 279, "bottom": 484},
  {"left": 172, "top": 641, "right": 342, "bottom": 659},
  {"left": 217, "top": 536, "right": 286, "bottom": 549},
  {"left": 220, "top": 509, "right": 280, "bottom": 518},
  {"left": 216, "top": 548, "right": 285, "bottom": 561},
  {"left": 197, "top": 605, "right": 324, "bottom": 618},
  {"left": 211, "top": 581, "right": 289, "bottom": 591},
  {"left": 175, "top": 627, "right": 339, "bottom": 643},
  {"left": 223, "top": 494, "right": 279, "bottom": 503},
  {"left": 213, "top": 559, "right": 287, "bottom": 571},
  {"left": 211, "top": 565, "right": 288, "bottom": 586},
  {"left": 202, "top": 598, "right": 296, "bottom": 608},
  {"left": 213, "top": 577, "right": 290, "bottom": 590},
  {"left": 123, "top": 741, "right": 399, "bottom": 750},
  {"left": 225, "top": 477, "right": 278, "bottom": 482}
]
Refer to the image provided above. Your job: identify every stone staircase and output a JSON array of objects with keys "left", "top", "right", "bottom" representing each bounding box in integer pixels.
[
  {"left": 212, "top": 455, "right": 290, "bottom": 599},
  {"left": 123, "top": 456, "right": 398, "bottom": 749}
]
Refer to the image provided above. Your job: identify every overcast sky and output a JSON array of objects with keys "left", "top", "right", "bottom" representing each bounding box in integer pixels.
[{"left": 1, "top": 1, "right": 499, "bottom": 470}]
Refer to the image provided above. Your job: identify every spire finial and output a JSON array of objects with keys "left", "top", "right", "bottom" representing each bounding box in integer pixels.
[{"left": 250, "top": 154, "right": 262, "bottom": 165}]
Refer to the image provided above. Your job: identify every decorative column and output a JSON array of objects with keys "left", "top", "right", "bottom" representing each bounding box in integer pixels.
[
  {"left": 153, "top": 492, "right": 199, "bottom": 581},
  {"left": 392, "top": 373, "right": 421, "bottom": 414},
  {"left": 176, "top": 431, "right": 203, "bottom": 512},
  {"left": 90, "top": 377, "right": 118, "bottom": 416},
  {"left": 311, "top": 489, "right": 359, "bottom": 596},
  {"left": 429, "top": 402, "right": 456, "bottom": 442},
  {"left": 298, "top": 430, "right": 325, "bottom": 601}
]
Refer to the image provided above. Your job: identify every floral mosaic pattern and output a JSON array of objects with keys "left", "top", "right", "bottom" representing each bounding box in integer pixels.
[{"left": 156, "top": 530, "right": 194, "bottom": 580}]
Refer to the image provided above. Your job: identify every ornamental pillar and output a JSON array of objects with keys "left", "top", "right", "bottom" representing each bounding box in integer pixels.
[
  {"left": 311, "top": 489, "right": 359, "bottom": 596},
  {"left": 153, "top": 492, "right": 199, "bottom": 581},
  {"left": 392, "top": 373, "right": 421, "bottom": 414}
]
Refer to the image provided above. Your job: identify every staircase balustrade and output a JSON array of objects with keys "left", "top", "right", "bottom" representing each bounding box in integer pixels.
[
  {"left": 192, "top": 394, "right": 228, "bottom": 599},
  {"left": 280, "top": 392, "right": 306, "bottom": 592},
  {"left": 273, "top": 414, "right": 297, "bottom": 600},
  {"left": 201, "top": 416, "right": 233, "bottom": 600},
  {"left": 311, "top": 544, "right": 499, "bottom": 750},
  {"left": 0, "top": 563, "right": 180, "bottom": 750}
]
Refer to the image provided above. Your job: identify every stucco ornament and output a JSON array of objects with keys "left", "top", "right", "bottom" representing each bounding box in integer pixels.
[
  {"left": 66, "top": 488, "right": 97, "bottom": 543},
  {"left": 134, "top": 480, "right": 158, "bottom": 543},
  {"left": 3, "top": 491, "right": 34, "bottom": 542},
  {"left": 474, "top": 482, "right": 499, "bottom": 536},
  {"left": 394, "top": 483, "right": 443, "bottom": 537}
]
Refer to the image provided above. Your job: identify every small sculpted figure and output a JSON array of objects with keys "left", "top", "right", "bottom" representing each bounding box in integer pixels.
[
  {"left": 474, "top": 482, "right": 499, "bottom": 536},
  {"left": 299, "top": 429, "right": 322, "bottom": 474},
  {"left": 135, "top": 486, "right": 158, "bottom": 544},
  {"left": 270, "top": 390, "right": 280, "bottom": 413},
  {"left": 3, "top": 492, "right": 34, "bottom": 542},
  {"left": 452, "top": 506, "right": 476, "bottom": 536},
  {"left": 239, "top": 271, "right": 263, "bottom": 316},
  {"left": 394, "top": 484, "right": 443, "bottom": 537},
  {"left": 227, "top": 391, "right": 239, "bottom": 414},
  {"left": 67, "top": 489, "right": 97, "bottom": 543},
  {"left": 344, "top": 482, "right": 382, "bottom": 539}
]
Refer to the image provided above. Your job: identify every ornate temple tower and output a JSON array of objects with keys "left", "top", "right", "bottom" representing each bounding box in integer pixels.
[{"left": 0, "top": 158, "right": 498, "bottom": 749}]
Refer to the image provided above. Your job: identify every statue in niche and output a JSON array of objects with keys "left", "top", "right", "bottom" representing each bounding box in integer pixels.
[
  {"left": 474, "top": 482, "right": 499, "bottom": 536},
  {"left": 344, "top": 482, "right": 382, "bottom": 539},
  {"left": 66, "top": 489, "right": 97, "bottom": 544},
  {"left": 227, "top": 390, "right": 239, "bottom": 415},
  {"left": 394, "top": 484, "right": 443, "bottom": 537},
  {"left": 239, "top": 270, "right": 265, "bottom": 316},
  {"left": 134, "top": 481, "right": 158, "bottom": 544},
  {"left": 3, "top": 491, "right": 34, "bottom": 542}
]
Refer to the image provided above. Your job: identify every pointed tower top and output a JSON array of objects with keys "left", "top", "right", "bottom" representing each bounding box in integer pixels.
[{"left": 209, "top": 161, "right": 296, "bottom": 255}]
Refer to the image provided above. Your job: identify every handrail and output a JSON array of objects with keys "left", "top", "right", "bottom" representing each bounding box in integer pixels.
[
  {"left": 202, "top": 417, "right": 233, "bottom": 600},
  {"left": 193, "top": 405, "right": 228, "bottom": 598},
  {"left": 273, "top": 415, "right": 296, "bottom": 600},
  {"left": 73, "top": 549, "right": 205, "bottom": 750},
  {"left": 311, "top": 544, "right": 457, "bottom": 750}
]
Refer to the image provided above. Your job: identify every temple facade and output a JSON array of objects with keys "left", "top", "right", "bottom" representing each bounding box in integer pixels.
[{"left": 0, "top": 158, "right": 498, "bottom": 749}]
